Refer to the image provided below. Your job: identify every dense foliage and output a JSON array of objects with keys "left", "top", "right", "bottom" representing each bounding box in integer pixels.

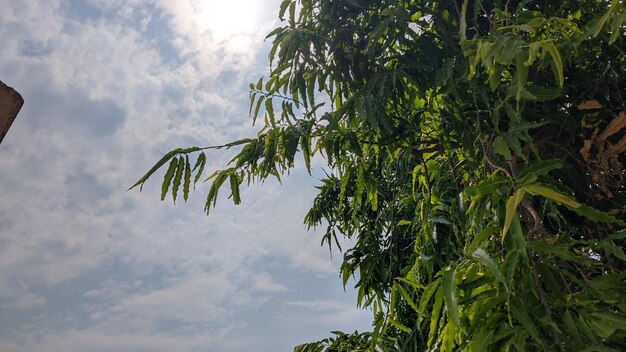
[{"left": 132, "top": 0, "right": 626, "bottom": 350}]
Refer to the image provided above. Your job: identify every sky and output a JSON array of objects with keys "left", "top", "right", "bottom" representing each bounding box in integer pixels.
[{"left": 0, "top": 1, "right": 372, "bottom": 351}]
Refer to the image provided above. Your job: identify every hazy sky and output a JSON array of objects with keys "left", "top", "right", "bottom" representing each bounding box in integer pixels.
[{"left": 0, "top": 1, "right": 371, "bottom": 351}]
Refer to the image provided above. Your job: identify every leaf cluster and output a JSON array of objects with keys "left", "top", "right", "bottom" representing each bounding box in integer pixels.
[{"left": 133, "top": 0, "right": 626, "bottom": 350}]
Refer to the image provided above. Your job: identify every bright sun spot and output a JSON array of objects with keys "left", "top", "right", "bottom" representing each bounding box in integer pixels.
[{"left": 194, "top": 0, "right": 262, "bottom": 39}]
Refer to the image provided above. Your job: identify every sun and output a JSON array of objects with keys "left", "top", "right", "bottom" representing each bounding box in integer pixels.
[{"left": 194, "top": 0, "right": 262, "bottom": 39}]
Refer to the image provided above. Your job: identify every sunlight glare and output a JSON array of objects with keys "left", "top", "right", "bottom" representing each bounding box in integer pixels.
[{"left": 194, "top": 0, "right": 262, "bottom": 39}]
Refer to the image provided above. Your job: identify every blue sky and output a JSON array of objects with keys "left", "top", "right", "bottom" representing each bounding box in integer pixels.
[{"left": 0, "top": 1, "right": 371, "bottom": 350}]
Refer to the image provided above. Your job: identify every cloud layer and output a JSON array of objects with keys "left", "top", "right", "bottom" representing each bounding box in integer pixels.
[{"left": 0, "top": 1, "right": 370, "bottom": 351}]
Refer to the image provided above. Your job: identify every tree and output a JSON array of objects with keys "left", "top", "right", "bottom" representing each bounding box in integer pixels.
[{"left": 131, "top": 0, "right": 626, "bottom": 350}]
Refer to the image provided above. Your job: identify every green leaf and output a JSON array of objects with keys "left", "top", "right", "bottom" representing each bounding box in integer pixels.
[
  {"left": 493, "top": 136, "right": 512, "bottom": 160},
  {"left": 129, "top": 147, "right": 203, "bottom": 191},
  {"left": 249, "top": 92, "right": 257, "bottom": 115},
  {"left": 589, "top": 317, "right": 617, "bottom": 339},
  {"left": 525, "top": 185, "right": 580, "bottom": 208},
  {"left": 253, "top": 95, "right": 265, "bottom": 126},
  {"left": 514, "top": 172, "right": 538, "bottom": 189},
  {"left": 503, "top": 251, "right": 520, "bottom": 284},
  {"left": 224, "top": 137, "right": 256, "bottom": 148},
  {"left": 396, "top": 277, "right": 425, "bottom": 290},
  {"left": 397, "top": 219, "right": 411, "bottom": 226},
  {"left": 172, "top": 156, "right": 185, "bottom": 203},
  {"left": 513, "top": 51, "right": 530, "bottom": 101},
  {"left": 466, "top": 224, "right": 499, "bottom": 254},
  {"left": 507, "top": 121, "right": 546, "bottom": 134},
  {"left": 541, "top": 42, "right": 564, "bottom": 87},
  {"left": 505, "top": 214, "right": 527, "bottom": 255},
  {"left": 525, "top": 42, "right": 542, "bottom": 67},
  {"left": 229, "top": 173, "right": 241, "bottom": 204},
  {"left": 458, "top": 289, "right": 497, "bottom": 306},
  {"left": 204, "top": 169, "right": 230, "bottom": 213},
  {"left": 472, "top": 248, "right": 505, "bottom": 284},
  {"left": 301, "top": 134, "right": 311, "bottom": 173},
  {"left": 183, "top": 155, "right": 191, "bottom": 202},
  {"left": 397, "top": 282, "right": 420, "bottom": 313},
  {"left": 278, "top": 0, "right": 291, "bottom": 20},
  {"left": 528, "top": 240, "right": 596, "bottom": 264},
  {"left": 597, "top": 240, "right": 626, "bottom": 261},
  {"left": 590, "top": 311, "right": 626, "bottom": 333},
  {"left": 459, "top": 0, "right": 469, "bottom": 41},
  {"left": 419, "top": 279, "right": 442, "bottom": 317},
  {"left": 526, "top": 84, "right": 562, "bottom": 102},
  {"left": 161, "top": 157, "right": 179, "bottom": 201},
  {"left": 288, "top": 1, "right": 296, "bottom": 27},
  {"left": 608, "top": 7, "right": 626, "bottom": 44},
  {"left": 510, "top": 302, "right": 545, "bottom": 347},
  {"left": 265, "top": 98, "right": 274, "bottom": 124},
  {"left": 579, "top": 344, "right": 621, "bottom": 352},
  {"left": 526, "top": 17, "right": 546, "bottom": 29},
  {"left": 592, "top": 2, "right": 616, "bottom": 37},
  {"left": 428, "top": 287, "right": 444, "bottom": 348},
  {"left": 464, "top": 176, "right": 510, "bottom": 197},
  {"left": 562, "top": 310, "right": 583, "bottom": 347},
  {"left": 518, "top": 159, "right": 563, "bottom": 179},
  {"left": 264, "top": 26, "right": 284, "bottom": 40},
  {"left": 608, "top": 230, "right": 626, "bottom": 240},
  {"left": 389, "top": 318, "right": 411, "bottom": 333},
  {"left": 502, "top": 188, "right": 525, "bottom": 240},
  {"left": 569, "top": 204, "right": 626, "bottom": 226},
  {"left": 443, "top": 268, "right": 460, "bottom": 326},
  {"left": 505, "top": 328, "right": 528, "bottom": 351},
  {"left": 193, "top": 153, "right": 207, "bottom": 188},
  {"left": 470, "top": 329, "right": 494, "bottom": 351}
]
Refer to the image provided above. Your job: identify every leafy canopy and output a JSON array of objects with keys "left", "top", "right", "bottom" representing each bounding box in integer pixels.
[{"left": 132, "top": 0, "right": 626, "bottom": 350}]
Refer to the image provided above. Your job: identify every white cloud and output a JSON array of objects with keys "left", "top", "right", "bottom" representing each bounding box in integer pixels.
[
  {"left": 11, "top": 329, "right": 235, "bottom": 352},
  {"left": 10, "top": 294, "right": 47, "bottom": 309},
  {"left": 284, "top": 299, "right": 372, "bottom": 331},
  {"left": 286, "top": 299, "right": 350, "bottom": 311},
  {"left": 250, "top": 272, "right": 287, "bottom": 293},
  {"left": 106, "top": 274, "right": 234, "bottom": 327}
]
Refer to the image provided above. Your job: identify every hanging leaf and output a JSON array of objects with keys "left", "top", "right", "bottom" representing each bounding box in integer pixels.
[
  {"left": 472, "top": 248, "right": 505, "bottom": 284},
  {"left": 229, "top": 173, "right": 241, "bottom": 205},
  {"left": 428, "top": 287, "right": 445, "bottom": 348},
  {"left": 528, "top": 240, "right": 597, "bottom": 264},
  {"left": 591, "top": 1, "right": 617, "bottom": 37},
  {"left": 525, "top": 185, "right": 580, "bottom": 208},
  {"left": 510, "top": 302, "right": 546, "bottom": 347},
  {"left": 389, "top": 318, "right": 412, "bottom": 333},
  {"left": 517, "top": 159, "right": 564, "bottom": 179},
  {"left": 443, "top": 267, "right": 460, "bottom": 327},
  {"left": 459, "top": 0, "right": 469, "bottom": 41},
  {"left": 193, "top": 153, "right": 207, "bottom": 188},
  {"left": 502, "top": 188, "right": 526, "bottom": 240},
  {"left": 161, "top": 157, "right": 179, "bottom": 201},
  {"left": 493, "top": 136, "right": 512, "bottom": 160},
  {"left": 171, "top": 156, "right": 185, "bottom": 203},
  {"left": 419, "top": 279, "right": 442, "bottom": 317},
  {"left": 541, "top": 42, "right": 564, "bottom": 87},
  {"left": 396, "top": 282, "right": 420, "bottom": 313},
  {"left": 464, "top": 176, "right": 510, "bottom": 197},
  {"left": 129, "top": 147, "right": 203, "bottom": 191},
  {"left": 183, "top": 155, "right": 191, "bottom": 202},
  {"left": 466, "top": 224, "right": 499, "bottom": 254}
]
